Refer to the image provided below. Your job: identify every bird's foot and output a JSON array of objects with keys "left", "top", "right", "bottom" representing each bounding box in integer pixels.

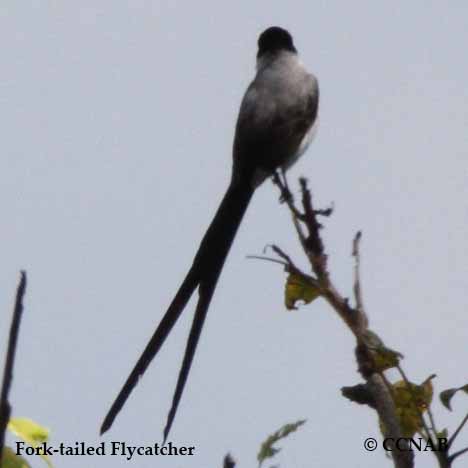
[{"left": 273, "top": 170, "right": 293, "bottom": 204}]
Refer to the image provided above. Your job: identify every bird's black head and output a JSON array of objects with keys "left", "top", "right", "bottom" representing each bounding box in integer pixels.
[{"left": 257, "top": 26, "right": 296, "bottom": 58}]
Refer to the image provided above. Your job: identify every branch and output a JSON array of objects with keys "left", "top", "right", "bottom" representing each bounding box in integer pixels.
[
  {"left": 449, "top": 446, "right": 468, "bottom": 463},
  {"left": 448, "top": 412, "right": 468, "bottom": 449},
  {"left": 0, "top": 271, "right": 27, "bottom": 458},
  {"left": 367, "top": 374, "right": 414, "bottom": 467},
  {"left": 272, "top": 177, "right": 413, "bottom": 468},
  {"left": 352, "top": 231, "right": 368, "bottom": 326}
]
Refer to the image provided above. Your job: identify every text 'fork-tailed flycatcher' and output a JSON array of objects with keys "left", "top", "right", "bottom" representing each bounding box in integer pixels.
[{"left": 101, "top": 26, "right": 319, "bottom": 441}]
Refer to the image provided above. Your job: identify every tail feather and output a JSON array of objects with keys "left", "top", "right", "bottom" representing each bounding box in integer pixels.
[
  {"left": 163, "top": 179, "right": 254, "bottom": 440},
  {"left": 100, "top": 269, "right": 198, "bottom": 435},
  {"left": 101, "top": 179, "right": 254, "bottom": 438}
]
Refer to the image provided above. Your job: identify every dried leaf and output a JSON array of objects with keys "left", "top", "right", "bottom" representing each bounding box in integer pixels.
[
  {"left": 440, "top": 384, "right": 468, "bottom": 411},
  {"left": 285, "top": 274, "right": 320, "bottom": 310}
]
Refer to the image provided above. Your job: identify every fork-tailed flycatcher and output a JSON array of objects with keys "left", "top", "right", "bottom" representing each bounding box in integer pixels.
[{"left": 101, "top": 26, "right": 319, "bottom": 441}]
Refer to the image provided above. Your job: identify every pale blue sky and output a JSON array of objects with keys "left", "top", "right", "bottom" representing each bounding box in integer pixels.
[{"left": 1, "top": 2, "right": 467, "bottom": 467}]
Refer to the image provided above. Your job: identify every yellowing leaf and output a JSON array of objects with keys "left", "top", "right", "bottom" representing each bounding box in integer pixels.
[
  {"left": 285, "top": 273, "right": 320, "bottom": 310},
  {"left": 1, "top": 447, "right": 30, "bottom": 468},
  {"left": 7, "top": 418, "right": 53, "bottom": 468},
  {"left": 8, "top": 418, "right": 49, "bottom": 445},
  {"left": 388, "top": 379, "right": 434, "bottom": 437},
  {"left": 394, "top": 406, "right": 422, "bottom": 438},
  {"left": 362, "top": 330, "right": 402, "bottom": 372},
  {"left": 393, "top": 379, "right": 434, "bottom": 411}
]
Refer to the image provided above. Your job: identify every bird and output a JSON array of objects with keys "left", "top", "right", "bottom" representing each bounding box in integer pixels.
[{"left": 101, "top": 26, "right": 319, "bottom": 442}]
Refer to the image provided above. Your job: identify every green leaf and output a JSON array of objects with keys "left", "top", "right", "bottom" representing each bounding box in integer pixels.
[
  {"left": 257, "top": 419, "right": 306, "bottom": 467},
  {"left": 1, "top": 446, "right": 30, "bottom": 468},
  {"left": 440, "top": 384, "right": 468, "bottom": 411},
  {"left": 284, "top": 274, "right": 320, "bottom": 310}
]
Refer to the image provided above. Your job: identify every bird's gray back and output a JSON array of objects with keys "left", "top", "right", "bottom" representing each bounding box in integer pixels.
[{"left": 232, "top": 52, "right": 319, "bottom": 186}]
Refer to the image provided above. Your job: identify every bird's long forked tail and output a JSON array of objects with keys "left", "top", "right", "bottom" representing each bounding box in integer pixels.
[{"left": 100, "top": 178, "right": 255, "bottom": 441}]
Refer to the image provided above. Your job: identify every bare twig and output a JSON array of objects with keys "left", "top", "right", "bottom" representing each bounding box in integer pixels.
[
  {"left": 449, "top": 445, "right": 468, "bottom": 463},
  {"left": 269, "top": 244, "right": 298, "bottom": 269},
  {"left": 246, "top": 255, "right": 289, "bottom": 268},
  {"left": 271, "top": 174, "right": 314, "bottom": 272},
  {"left": 352, "top": 231, "right": 369, "bottom": 331},
  {"left": 0, "top": 271, "right": 27, "bottom": 458},
  {"left": 272, "top": 172, "right": 304, "bottom": 221},
  {"left": 352, "top": 233, "right": 364, "bottom": 311},
  {"left": 426, "top": 406, "right": 437, "bottom": 436},
  {"left": 448, "top": 412, "right": 468, "bottom": 449},
  {"left": 298, "top": 178, "right": 326, "bottom": 268},
  {"left": 296, "top": 180, "right": 362, "bottom": 334}
]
